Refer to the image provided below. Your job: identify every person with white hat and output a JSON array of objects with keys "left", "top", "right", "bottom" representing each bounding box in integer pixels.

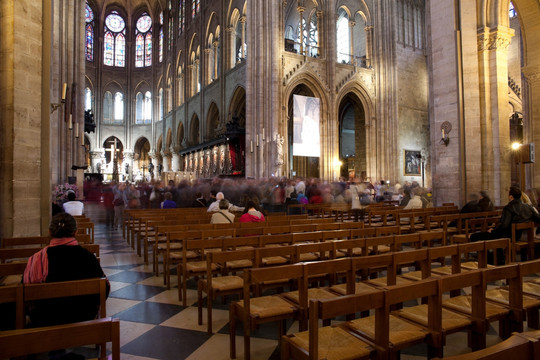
[{"left": 207, "top": 191, "right": 244, "bottom": 212}]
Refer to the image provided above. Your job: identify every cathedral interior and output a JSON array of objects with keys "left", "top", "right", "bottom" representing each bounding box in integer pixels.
[
  {"left": 0, "top": 0, "right": 539, "bottom": 238},
  {"left": 2, "top": 1, "right": 540, "bottom": 359}
]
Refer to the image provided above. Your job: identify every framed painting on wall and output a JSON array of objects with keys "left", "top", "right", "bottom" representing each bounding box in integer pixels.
[{"left": 404, "top": 150, "right": 421, "bottom": 176}]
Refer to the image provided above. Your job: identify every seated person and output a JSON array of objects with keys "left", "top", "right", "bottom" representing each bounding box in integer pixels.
[
  {"left": 207, "top": 192, "right": 244, "bottom": 212},
  {"left": 210, "top": 199, "right": 236, "bottom": 224},
  {"left": 62, "top": 191, "right": 84, "bottom": 216},
  {"left": 23, "top": 213, "right": 110, "bottom": 327},
  {"left": 161, "top": 192, "right": 177, "bottom": 209},
  {"left": 239, "top": 201, "right": 265, "bottom": 223}
]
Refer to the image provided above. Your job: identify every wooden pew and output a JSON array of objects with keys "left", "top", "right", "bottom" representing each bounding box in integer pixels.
[{"left": 0, "top": 317, "right": 120, "bottom": 360}]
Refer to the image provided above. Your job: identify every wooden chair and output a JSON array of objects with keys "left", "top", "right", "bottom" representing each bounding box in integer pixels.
[
  {"left": 0, "top": 317, "right": 120, "bottom": 360},
  {"left": 229, "top": 263, "right": 304, "bottom": 360},
  {"left": 0, "top": 284, "right": 24, "bottom": 329},
  {"left": 198, "top": 248, "right": 257, "bottom": 334},
  {"left": 177, "top": 238, "right": 224, "bottom": 306},
  {"left": 281, "top": 291, "right": 378, "bottom": 360},
  {"left": 511, "top": 221, "right": 537, "bottom": 262}
]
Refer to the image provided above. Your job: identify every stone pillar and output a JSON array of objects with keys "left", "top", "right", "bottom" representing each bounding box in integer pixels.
[
  {"left": 213, "top": 41, "right": 219, "bottom": 79},
  {"left": 148, "top": 151, "right": 158, "bottom": 179},
  {"left": 364, "top": 25, "right": 373, "bottom": 67},
  {"left": 297, "top": 6, "right": 305, "bottom": 55},
  {"left": 240, "top": 16, "right": 247, "bottom": 59},
  {"left": 123, "top": 151, "right": 134, "bottom": 181},
  {"left": 226, "top": 25, "right": 235, "bottom": 68},
  {"left": 161, "top": 149, "right": 172, "bottom": 173},
  {"left": 204, "top": 48, "right": 212, "bottom": 85},
  {"left": 477, "top": 26, "right": 514, "bottom": 203},
  {"left": 522, "top": 66, "right": 540, "bottom": 187},
  {"left": 171, "top": 146, "right": 181, "bottom": 172},
  {"left": 90, "top": 150, "right": 104, "bottom": 173},
  {"left": 349, "top": 20, "right": 356, "bottom": 64},
  {"left": 188, "top": 64, "right": 195, "bottom": 96}
]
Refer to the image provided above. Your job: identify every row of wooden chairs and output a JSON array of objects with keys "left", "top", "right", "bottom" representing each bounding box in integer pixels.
[
  {"left": 278, "top": 258, "right": 540, "bottom": 360},
  {"left": 196, "top": 237, "right": 509, "bottom": 335},
  {"left": 165, "top": 226, "right": 415, "bottom": 292}
]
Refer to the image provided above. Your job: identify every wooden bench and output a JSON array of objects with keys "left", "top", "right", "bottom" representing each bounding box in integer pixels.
[{"left": 0, "top": 317, "right": 120, "bottom": 360}]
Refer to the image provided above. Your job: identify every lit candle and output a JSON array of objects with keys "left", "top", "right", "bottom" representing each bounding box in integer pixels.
[
  {"left": 81, "top": 129, "right": 84, "bottom": 146},
  {"left": 442, "top": 129, "right": 445, "bottom": 138},
  {"left": 256, "top": 134, "right": 259, "bottom": 147},
  {"left": 75, "top": 122, "right": 79, "bottom": 137},
  {"left": 262, "top": 128, "right": 265, "bottom": 141},
  {"left": 250, "top": 140, "right": 253, "bottom": 153},
  {"left": 62, "top": 83, "right": 67, "bottom": 101},
  {"left": 68, "top": 114, "right": 73, "bottom": 130}
]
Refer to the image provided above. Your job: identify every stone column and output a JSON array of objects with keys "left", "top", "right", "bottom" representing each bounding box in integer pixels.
[
  {"left": 204, "top": 48, "right": 212, "bottom": 85},
  {"left": 213, "top": 41, "right": 219, "bottom": 79},
  {"left": 477, "top": 26, "right": 514, "bottom": 203},
  {"left": 171, "top": 146, "right": 181, "bottom": 172},
  {"left": 226, "top": 25, "right": 235, "bottom": 68},
  {"left": 161, "top": 149, "right": 172, "bottom": 173},
  {"left": 364, "top": 25, "right": 373, "bottom": 67},
  {"left": 90, "top": 150, "right": 104, "bottom": 173},
  {"left": 188, "top": 64, "right": 195, "bottom": 97},
  {"left": 297, "top": 6, "right": 305, "bottom": 55},
  {"left": 123, "top": 151, "right": 134, "bottom": 181},
  {"left": 522, "top": 66, "right": 540, "bottom": 187},
  {"left": 148, "top": 151, "right": 158, "bottom": 179},
  {"left": 240, "top": 16, "right": 247, "bottom": 59},
  {"left": 349, "top": 21, "right": 356, "bottom": 64}
]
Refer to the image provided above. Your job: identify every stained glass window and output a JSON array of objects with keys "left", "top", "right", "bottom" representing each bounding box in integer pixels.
[
  {"left": 136, "top": 92, "right": 152, "bottom": 124},
  {"left": 85, "top": 3, "right": 94, "bottom": 61},
  {"left": 509, "top": 2, "right": 517, "bottom": 18},
  {"left": 179, "top": 0, "right": 185, "bottom": 34},
  {"left": 135, "top": 13, "right": 152, "bottom": 67},
  {"left": 336, "top": 8, "right": 350, "bottom": 63},
  {"left": 104, "top": 11, "right": 126, "bottom": 67},
  {"left": 192, "top": 0, "right": 200, "bottom": 18},
  {"left": 85, "top": 87, "right": 92, "bottom": 111},
  {"left": 168, "top": 1, "right": 174, "bottom": 51},
  {"left": 114, "top": 92, "right": 124, "bottom": 122},
  {"left": 159, "top": 28, "right": 164, "bottom": 62}
]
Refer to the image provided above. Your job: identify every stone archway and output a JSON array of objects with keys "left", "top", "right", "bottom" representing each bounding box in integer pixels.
[{"left": 338, "top": 92, "right": 366, "bottom": 181}]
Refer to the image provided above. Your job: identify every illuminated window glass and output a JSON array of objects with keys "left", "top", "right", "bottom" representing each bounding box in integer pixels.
[
  {"left": 85, "top": 3, "right": 94, "bottom": 61},
  {"left": 104, "top": 11, "right": 126, "bottom": 67},
  {"left": 135, "top": 13, "right": 152, "bottom": 67}
]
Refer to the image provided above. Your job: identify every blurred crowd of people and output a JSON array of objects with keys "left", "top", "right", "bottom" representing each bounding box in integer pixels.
[{"left": 83, "top": 176, "right": 436, "bottom": 228}]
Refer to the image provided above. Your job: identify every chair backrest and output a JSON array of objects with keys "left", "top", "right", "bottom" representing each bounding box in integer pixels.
[
  {"left": 292, "top": 231, "right": 323, "bottom": 244},
  {"left": 0, "top": 236, "right": 49, "bottom": 248}
]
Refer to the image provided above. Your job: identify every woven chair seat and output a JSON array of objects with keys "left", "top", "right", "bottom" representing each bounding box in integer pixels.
[
  {"left": 400, "top": 270, "right": 441, "bottom": 281},
  {"left": 262, "top": 256, "right": 289, "bottom": 266},
  {"left": 287, "top": 326, "right": 372, "bottom": 360},
  {"left": 226, "top": 259, "right": 253, "bottom": 269},
  {"left": 486, "top": 288, "right": 540, "bottom": 308},
  {"left": 348, "top": 314, "right": 428, "bottom": 347},
  {"left": 158, "top": 242, "right": 183, "bottom": 251},
  {"left": 201, "top": 275, "right": 243, "bottom": 291},
  {"left": 334, "top": 250, "right": 347, "bottom": 258},
  {"left": 236, "top": 295, "right": 297, "bottom": 318},
  {"left": 169, "top": 250, "right": 198, "bottom": 260},
  {"left": 0, "top": 274, "right": 22, "bottom": 286},
  {"left": 460, "top": 261, "right": 495, "bottom": 270},
  {"left": 527, "top": 278, "right": 540, "bottom": 285},
  {"left": 395, "top": 304, "right": 471, "bottom": 332},
  {"left": 451, "top": 234, "right": 468, "bottom": 243},
  {"left": 368, "top": 276, "right": 414, "bottom": 287},
  {"left": 368, "top": 245, "right": 391, "bottom": 254},
  {"left": 523, "top": 281, "right": 540, "bottom": 297},
  {"left": 299, "top": 252, "right": 319, "bottom": 262},
  {"left": 443, "top": 295, "right": 508, "bottom": 318},
  {"left": 431, "top": 266, "right": 454, "bottom": 275},
  {"left": 185, "top": 261, "right": 217, "bottom": 273},
  {"left": 283, "top": 288, "right": 339, "bottom": 304},
  {"left": 330, "top": 282, "right": 379, "bottom": 296}
]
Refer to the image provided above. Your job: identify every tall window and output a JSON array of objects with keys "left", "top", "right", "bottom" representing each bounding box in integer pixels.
[
  {"left": 192, "top": 0, "right": 200, "bottom": 18},
  {"left": 114, "top": 92, "right": 124, "bottom": 123},
  {"left": 509, "top": 2, "right": 517, "bottom": 18},
  {"left": 103, "top": 91, "right": 113, "bottom": 123},
  {"left": 179, "top": 0, "right": 185, "bottom": 34},
  {"left": 308, "top": 11, "right": 319, "bottom": 57},
  {"left": 85, "top": 2, "right": 94, "bottom": 61},
  {"left": 136, "top": 91, "right": 152, "bottom": 124},
  {"left": 159, "top": 12, "right": 164, "bottom": 62},
  {"left": 159, "top": 88, "right": 164, "bottom": 120},
  {"left": 85, "top": 87, "right": 92, "bottom": 111},
  {"left": 104, "top": 11, "right": 126, "bottom": 67},
  {"left": 336, "top": 8, "right": 350, "bottom": 63},
  {"left": 135, "top": 13, "right": 152, "bottom": 67},
  {"left": 168, "top": 0, "right": 173, "bottom": 51}
]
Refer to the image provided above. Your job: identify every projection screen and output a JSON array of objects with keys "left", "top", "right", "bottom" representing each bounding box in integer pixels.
[{"left": 293, "top": 95, "right": 320, "bottom": 157}]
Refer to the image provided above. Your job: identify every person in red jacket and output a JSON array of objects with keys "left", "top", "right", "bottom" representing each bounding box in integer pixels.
[{"left": 239, "top": 200, "right": 265, "bottom": 223}]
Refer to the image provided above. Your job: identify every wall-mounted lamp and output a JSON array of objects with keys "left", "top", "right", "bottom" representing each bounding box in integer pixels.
[
  {"left": 440, "top": 121, "right": 451, "bottom": 146},
  {"left": 51, "top": 83, "right": 67, "bottom": 114}
]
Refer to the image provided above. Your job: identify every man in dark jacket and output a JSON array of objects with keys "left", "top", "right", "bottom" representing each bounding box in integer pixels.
[{"left": 470, "top": 186, "right": 540, "bottom": 263}]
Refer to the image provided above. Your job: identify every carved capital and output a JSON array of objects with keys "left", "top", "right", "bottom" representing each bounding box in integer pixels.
[
  {"left": 161, "top": 150, "right": 172, "bottom": 159},
  {"left": 477, "top": 26, "right": 514, "bottom": 52},
  {"left": 349, "top": 21, "right": 356, "bottom": 28},
  {"left": 297, "top": 6, "right": 305, "bottom": 14}
]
